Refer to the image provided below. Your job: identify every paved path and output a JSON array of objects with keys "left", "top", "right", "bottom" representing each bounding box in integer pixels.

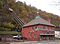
[{"left": 10, "top": 40, "right": 60, "bottom": 44}]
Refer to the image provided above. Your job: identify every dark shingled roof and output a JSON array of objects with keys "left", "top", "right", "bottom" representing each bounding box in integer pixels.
[{"left": 23, "top": 16, "right": 55, "bottom": 27}]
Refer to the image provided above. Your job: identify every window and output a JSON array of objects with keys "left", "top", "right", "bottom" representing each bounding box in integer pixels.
[
  {"left": 43, "top": 26, "right": 48, "bottom": 29},
  {"left": 34, "top": 34, "right": 37, "bottom": 39},
  {"left": 32, "top": 26, "right": 39, "bottom": 31},
  {"left": 39, "top": 26, "right": 43, "bottom": 30},
  {"left": 32, "top": 25, "right": 48, "bottom": 31}
]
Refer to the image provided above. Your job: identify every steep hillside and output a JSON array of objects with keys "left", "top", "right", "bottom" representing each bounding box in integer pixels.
[{"left": 0, "top": 0, "right": 60, "bottom": 31}]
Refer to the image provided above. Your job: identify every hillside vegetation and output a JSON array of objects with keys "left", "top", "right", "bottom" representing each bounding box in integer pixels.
[{"left": 0, "top": 0, "right": 60, "bottom": 31}]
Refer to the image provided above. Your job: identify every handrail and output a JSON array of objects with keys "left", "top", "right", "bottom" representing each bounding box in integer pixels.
[{"left": 3, "top": 0, "right": 25, "bottom": 27}]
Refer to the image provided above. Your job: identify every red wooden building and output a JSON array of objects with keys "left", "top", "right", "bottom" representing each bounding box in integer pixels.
[{"left": 22, "top": 16, "right": 55, "bottom": 41}]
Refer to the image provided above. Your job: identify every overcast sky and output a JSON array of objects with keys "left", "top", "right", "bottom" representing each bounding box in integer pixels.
[{"left": 16, "top": 0, "right": 60, "bottom": 16}]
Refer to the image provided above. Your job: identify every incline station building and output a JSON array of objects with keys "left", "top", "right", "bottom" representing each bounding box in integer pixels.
[{"left": 22, "top": 16, "right": 55, "bottom": 41}]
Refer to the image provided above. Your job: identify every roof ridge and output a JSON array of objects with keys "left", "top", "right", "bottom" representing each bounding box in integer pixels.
[{"left": 23, "top": 16, "right": 55, "bottom": 27}]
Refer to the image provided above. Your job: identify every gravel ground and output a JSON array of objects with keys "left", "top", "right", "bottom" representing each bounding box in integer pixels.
[
  {"left": 0, "top": 42, "right": 9, "bottom": 44},
  {"left": 10, "top": 40, "right": 60, "bottom": 44}
]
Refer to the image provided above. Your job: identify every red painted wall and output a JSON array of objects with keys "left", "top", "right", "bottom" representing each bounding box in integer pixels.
[{"left": 22, "top": 24, "right": 54, "bottom": 41}]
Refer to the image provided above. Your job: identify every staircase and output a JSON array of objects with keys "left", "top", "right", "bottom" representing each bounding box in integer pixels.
[{"left": 3, "top": 0, "right": 25, "bottom": 27}]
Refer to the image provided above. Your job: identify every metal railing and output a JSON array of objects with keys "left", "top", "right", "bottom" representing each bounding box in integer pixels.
[{"left": 3, "top": 0, "right": 25, "bottom": 27}]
